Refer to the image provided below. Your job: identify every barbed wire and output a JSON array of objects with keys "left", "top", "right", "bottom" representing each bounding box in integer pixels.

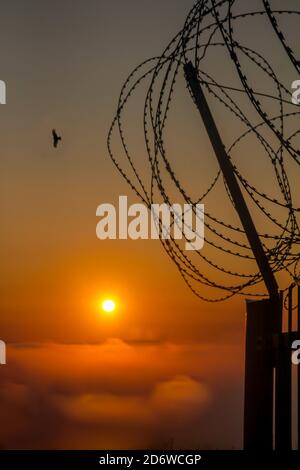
[{"left": 108, "top": 0, "right": 300, "bottom": 302}]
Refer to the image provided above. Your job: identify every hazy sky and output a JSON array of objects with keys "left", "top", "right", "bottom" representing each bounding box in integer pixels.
[
  {"left": 0, "top": 0, "right": 299, "bottom": 449},
  {"left": 1, "top": 0, "right": 244, "bottom": 347}
]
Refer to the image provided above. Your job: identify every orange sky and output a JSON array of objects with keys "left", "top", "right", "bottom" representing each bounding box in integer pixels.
[{"left": 0, "top": 0, "right": 299, "bottom": 449}]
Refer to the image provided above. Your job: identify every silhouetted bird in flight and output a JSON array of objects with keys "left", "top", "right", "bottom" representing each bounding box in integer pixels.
[{"left": 52, "top": 129, "right": 62, "bottom": 148}]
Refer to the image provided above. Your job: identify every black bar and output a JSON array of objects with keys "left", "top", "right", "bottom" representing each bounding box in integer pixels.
[
  {"left": 0, "top": 451, "right": 299, "bottom": 468},
  {"left": 288, "top": 285, "right": 293, "bottom": 334}
]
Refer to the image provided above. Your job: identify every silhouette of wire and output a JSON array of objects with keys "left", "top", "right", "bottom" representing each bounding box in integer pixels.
[{"left": 108, "top": 0, "right": 300, "bottom": 302}]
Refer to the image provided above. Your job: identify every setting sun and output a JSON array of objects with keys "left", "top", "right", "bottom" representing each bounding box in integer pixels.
[{"left": 101, "top": 299, "right": 116, "bottom": 313}]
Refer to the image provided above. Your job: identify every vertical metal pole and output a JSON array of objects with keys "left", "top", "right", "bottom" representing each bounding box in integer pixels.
[
  {"left": 275, "top": 343, "right": 292, "bottom": 450},
  {"left": 275, "top": 329, "right": 292, "bottom": 449},
  {"left": 184, "top": 61, "right": 281, "bottom": 450},
  {"left": 244, "top": 299, "right": 274, "bottom": 450},
  {"left": 288, "top": 285, "right": 293, "bottom": 335},
  {"left": 184, "top": 61, "right": 279, "bottom": 303}
]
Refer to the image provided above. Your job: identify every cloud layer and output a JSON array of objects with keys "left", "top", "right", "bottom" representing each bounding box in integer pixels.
[{"left": 0, "top": 340, "right": 243, "bottom": 449}]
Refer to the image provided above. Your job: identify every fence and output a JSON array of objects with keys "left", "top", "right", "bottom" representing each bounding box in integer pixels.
[{"left": 244, "top": 286, "right": 300, "bottom": 450}]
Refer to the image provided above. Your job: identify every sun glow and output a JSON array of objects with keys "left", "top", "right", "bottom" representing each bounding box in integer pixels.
[{"left": 101, "top": 299, "right": 116, "bottom": 314}]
